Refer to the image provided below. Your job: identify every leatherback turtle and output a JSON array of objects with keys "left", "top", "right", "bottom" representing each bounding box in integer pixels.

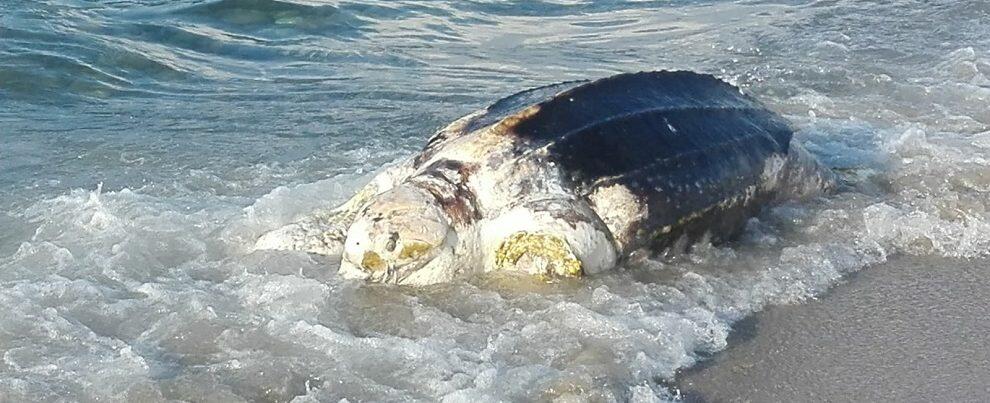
[{"left": 255, "top": 71, "right": 836, "bottom": 285}]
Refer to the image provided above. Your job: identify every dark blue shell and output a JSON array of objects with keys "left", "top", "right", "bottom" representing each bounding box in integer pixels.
[
  {"left": 462, "top": 80, "right": 589, "bottom": 134},
  {"left": 504, "top": 71, "right": 795, "bottom": 247},
  {"left": 414, "top": 80, "right": 588, "bottom": 167}
]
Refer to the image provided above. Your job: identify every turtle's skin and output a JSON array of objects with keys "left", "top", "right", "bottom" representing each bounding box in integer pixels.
[{"left": 255, "top": 71, "right": 836, "bottom": 285}]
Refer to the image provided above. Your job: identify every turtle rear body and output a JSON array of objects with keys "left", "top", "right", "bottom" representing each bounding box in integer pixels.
[{"left": 493, "top": 71, "right": 822, "bottom": 254}]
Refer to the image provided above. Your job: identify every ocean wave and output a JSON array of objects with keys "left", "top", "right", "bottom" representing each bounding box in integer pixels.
[{"left": 167, "top": 0, "right": 369, "bottom": 39}]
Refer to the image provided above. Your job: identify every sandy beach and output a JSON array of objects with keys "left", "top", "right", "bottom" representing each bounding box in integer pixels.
[{"left": 677, "top": 256, "right": 990, "bottom": 402}]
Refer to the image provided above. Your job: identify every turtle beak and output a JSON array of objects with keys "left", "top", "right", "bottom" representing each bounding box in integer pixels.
[
  {"left": 340, "top": 248, "right": 393, "bottom": 282},
  {"left": 340, "top": 242, "right": 438, "bottom": 284},
  {"left": 338, "top": 255, "right": 372, "bottom": 281}
]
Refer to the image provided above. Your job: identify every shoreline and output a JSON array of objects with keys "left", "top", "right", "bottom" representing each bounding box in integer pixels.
[{"left": 676, "top": 255, "right": 990, "bottom": 402}]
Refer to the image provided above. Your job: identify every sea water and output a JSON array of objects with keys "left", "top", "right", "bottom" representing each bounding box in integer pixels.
[{"left": 1, "top": 0, "right": 988, "bottom": 401}]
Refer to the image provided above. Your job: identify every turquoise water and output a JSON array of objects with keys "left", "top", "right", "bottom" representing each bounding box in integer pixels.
[{"left": 1, "top": 1, "right": 988, "bottom": 401}]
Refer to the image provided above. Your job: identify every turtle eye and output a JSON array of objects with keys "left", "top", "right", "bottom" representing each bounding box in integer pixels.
[{"left": 385, "top": 232, "right": 399, "bottom": 252}]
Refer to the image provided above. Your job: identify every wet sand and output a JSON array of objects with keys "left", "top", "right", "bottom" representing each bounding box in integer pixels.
[{"left": 676, "top": 256, "right": 990, "bottom": 402}]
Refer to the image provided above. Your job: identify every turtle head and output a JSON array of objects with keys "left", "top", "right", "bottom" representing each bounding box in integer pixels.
[{"left": 339, "top": 184, "right": 456, "bottom": 284}]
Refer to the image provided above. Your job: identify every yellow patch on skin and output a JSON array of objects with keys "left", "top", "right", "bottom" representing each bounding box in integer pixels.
[
  {"left": 361, "top": 251, "right": 386, "bottom": 272},
  {"left": 399, "top": 241, "right": 432, "bottom": 260},
  {"left": 495, "top": 232, "right": 583, "bottom": 277}
]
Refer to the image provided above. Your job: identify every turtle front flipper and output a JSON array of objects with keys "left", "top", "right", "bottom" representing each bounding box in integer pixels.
[
  {"left": 254, "top": 209, "right": 350, "bottom": 256},
  {"left": 253, "top": 159, "right": 413, "bottom": 257}
]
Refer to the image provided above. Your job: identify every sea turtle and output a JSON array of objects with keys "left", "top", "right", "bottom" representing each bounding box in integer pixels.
[{"left": 254, "top": 71, "right": 836, "bottom": 285}]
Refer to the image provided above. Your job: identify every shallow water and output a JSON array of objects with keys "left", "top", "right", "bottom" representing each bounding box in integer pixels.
[{"left": 1, "top": 0, "right": 988, "bottom": 401}]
